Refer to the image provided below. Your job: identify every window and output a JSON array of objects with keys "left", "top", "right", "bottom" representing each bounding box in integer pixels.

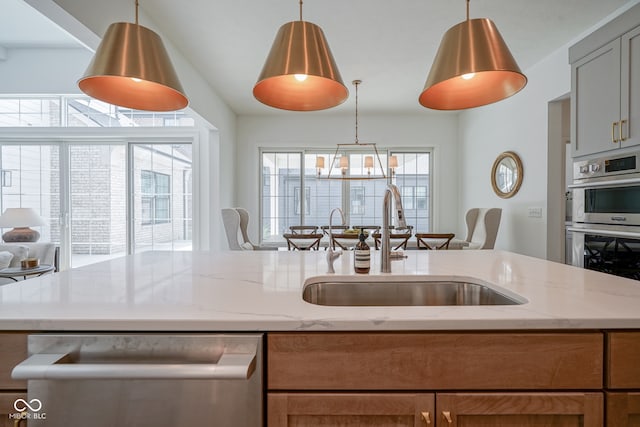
[
  {"left": 294, "top": 187, "right": 311, "bottom": 215},
  {"left": 0, "top": 96, "right": 195, "bottom": 128},
  {"left": 261, "top": 150, "right": 431, "bottom": 241},
  {"left": 351, "top": 187, "right": 365, "bottom": 215},
  {"left": 392, "top": 152, "right": 431, "bottom": 232},
  {"left": 141, "top": 171, "right": 171, "bottom": 225}
]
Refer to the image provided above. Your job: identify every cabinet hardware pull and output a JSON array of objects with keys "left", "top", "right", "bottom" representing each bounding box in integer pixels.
[
  {"left": 442, "top": 411, "right": 453, "bottom": 424},
  {"left": 620, "top": 119, "right": 627, "bottom": 141},
  {"left": 421, "top": 411, "right": 431, "bottom": 424},
  {"left": 612, "top": 121, "right": 619, "bottom": 143},
  {"left": 13, "top": 413, "right": 26, "bottom": 427}
]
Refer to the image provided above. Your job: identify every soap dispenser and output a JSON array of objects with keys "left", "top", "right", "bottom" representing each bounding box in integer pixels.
[{"left": 354, "top": 228, "right": 370, "bottom": 274}]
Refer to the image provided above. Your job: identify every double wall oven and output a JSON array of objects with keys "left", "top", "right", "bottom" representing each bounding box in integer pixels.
[{"left": 569, "top": 152, "right": 640, "bottom": 280}]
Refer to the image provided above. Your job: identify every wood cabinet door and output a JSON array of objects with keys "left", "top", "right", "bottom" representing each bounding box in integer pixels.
[
  {"left": 0, "top": 333, "right": 27, "bottom": 390},
  {"left": 268, "top": 393, "right": 434, "bottom": 427},
  {"left": 607, "top": 392, "right": 640, "bottom": 427},
  {"left": 620, "top": 25, "right": 640, "bottom": 150},
  {"left": 572, "top": 38, "right": 621, "bottom": 157},
  {"left": 0, "top": 391, "right": 28, "bottom": 427},
  {"left": 435, "top": 392, "right": 603, "bottom": 427},
  {"left": 607, "top": 332, "right": 640, "bottom": 389}
]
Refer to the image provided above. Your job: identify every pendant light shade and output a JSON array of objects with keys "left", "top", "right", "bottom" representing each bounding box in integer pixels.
[
  {"left": 419, "top": 3, "right": 527, "bottom": 110},
  {"left": 78, "top": 3, "right": 188, "bottom": 112},
  {"left": 253, "top": 2, "right": 348, "bottom": 111}
]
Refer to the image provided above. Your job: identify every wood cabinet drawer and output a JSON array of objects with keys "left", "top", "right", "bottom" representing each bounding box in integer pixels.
[
  {"left": 0, "top": 333, "right": 27, "bottom": 390},
  {"left": 0, "top": 391, "right": 27, "bottom": 427},
  {"left": 607, "top": 332, "right": 640, "bottom": 389},
  {"left": 267, "top": 332, "right": 603, "bottom": 390}
]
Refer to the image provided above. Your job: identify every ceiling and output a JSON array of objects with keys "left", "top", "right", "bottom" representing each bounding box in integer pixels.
[{"left": 1, "top": 0, "right": 636, "bottom": 115}]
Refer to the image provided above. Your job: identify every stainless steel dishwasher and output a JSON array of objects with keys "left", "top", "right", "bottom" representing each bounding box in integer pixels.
[{"left": 11, "top": 334, "right": 262, "bottom": 427}]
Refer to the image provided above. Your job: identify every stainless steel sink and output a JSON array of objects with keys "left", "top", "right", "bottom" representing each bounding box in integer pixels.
[{"left": 302, "top": 276, "right": 526, "bottom": 306}]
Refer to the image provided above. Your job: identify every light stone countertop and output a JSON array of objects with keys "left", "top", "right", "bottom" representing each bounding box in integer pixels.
[{"left": 0, "top": 249, "right": 639, "bottom": 331}]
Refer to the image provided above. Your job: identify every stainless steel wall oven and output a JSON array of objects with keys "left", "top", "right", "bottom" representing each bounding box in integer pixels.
[{"left": 570, "top": 152, "right": 640, "bottom": 280}]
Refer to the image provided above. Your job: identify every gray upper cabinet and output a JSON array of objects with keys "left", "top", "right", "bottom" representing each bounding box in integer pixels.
[{"left": 570, "top": 4, "right": 640, "bottom": 158}]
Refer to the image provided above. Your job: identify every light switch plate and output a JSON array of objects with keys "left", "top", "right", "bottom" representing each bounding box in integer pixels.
[{"left": 527, "top": 207, "right": 543, "bottom": 218}]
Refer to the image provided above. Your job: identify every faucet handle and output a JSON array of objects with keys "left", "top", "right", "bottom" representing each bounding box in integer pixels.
[{"left": 326, "top": 248, "right": 342, "bottom": 274}]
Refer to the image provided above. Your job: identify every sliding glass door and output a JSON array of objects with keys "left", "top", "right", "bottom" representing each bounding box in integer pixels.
[
  {"left": 0, "top": 140, "right": 192, "bottom": 270},
  {"left": 68, "top": 144, "right": 127, "bottom": 267},
  {"left": 131, "top": 144, "right": 193, "bottom": 252}
]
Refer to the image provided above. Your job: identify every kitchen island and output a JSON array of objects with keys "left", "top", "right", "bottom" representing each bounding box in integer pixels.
[
  {"left": 1, "top": 250, "right": 639, "bottom": 426},
  {"left": 0, "top": 249, "right": 639, "bottom": 330}
]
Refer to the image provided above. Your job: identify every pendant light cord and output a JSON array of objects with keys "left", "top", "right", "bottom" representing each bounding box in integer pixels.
[
  {"left": 135, "top": 0, "right": 139, "bottom": 25},
  {"left": 466, "top": 0, "right": 470, "bottom": 21},
  {"left": 299, "top": 0, "right": 303, "bottom": 21},
  {"left": 354, "top": 80, "right": 360, "bottom": 144}
]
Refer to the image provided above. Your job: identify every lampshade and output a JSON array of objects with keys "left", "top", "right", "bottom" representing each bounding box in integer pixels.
[
  {"left": 0, "top": 208, "right": 46, "bottom": 242},
  {"left": 389, "top": 156, "right": 398, "bottom": 169},
  {"left": 78, "top": 2, "right": 188, "bottom": 112},
  {"left": 339, "top": 156, "right": 349, "bottom": 169},
  {"left": 419, "top": 1, "right": 527, "bottom": 110},
  {"left": 315, "top": 157, "right": 325, "bottom": 169},
  {"left": 364, "top": 156, "right": 374, "bottom": 169},
  {"left": 0, "top": 208, "right": 46, "bottom": 228},
  {"left": 253, "top": 1, "right": 348, "bottom": 111}
]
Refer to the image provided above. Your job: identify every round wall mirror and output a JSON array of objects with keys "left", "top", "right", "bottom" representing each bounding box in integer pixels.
[{"left": 491, "top": 151, "right": 523, "bottom": 199}]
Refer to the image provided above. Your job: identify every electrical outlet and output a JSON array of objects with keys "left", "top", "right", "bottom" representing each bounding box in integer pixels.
[{"left": 527, "top": 207, "right": 543, "bottom": 218}]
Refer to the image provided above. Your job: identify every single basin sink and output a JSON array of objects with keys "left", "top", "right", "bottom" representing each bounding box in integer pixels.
[{"left": 302, "top": 276, "right": 526, "bottom": 306}]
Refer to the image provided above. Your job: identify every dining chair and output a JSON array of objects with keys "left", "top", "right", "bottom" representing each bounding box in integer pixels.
[
  {"left": 320, "top": 225, "right": 349, "bottom": 236},
  {"left": 283, "top": 233, "right": 323, "bottom": 251},
  {"left": 289, "top": 225, "right": 319, "bottom": 235},
  {"left": 373, "top": 225, "right": 413, "bottom": 250},
  {"left": 463, "top": 208, "right": 502, "bottom": 249},
  {"left": 415, "top": 233, "right": 455, "bottom": 250}
]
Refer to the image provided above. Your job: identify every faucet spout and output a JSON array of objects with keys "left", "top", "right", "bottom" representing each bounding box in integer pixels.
[
  {"left": 381, "top": 184, "right": 407, "bottom": 273},
  {"left": 327, "top": 207, "right": 345, "bottom": 274}
]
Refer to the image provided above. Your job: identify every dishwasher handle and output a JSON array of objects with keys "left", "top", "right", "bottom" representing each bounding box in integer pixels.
[{"left": 12, "top": 351, "right": 256, "bottom": 380}]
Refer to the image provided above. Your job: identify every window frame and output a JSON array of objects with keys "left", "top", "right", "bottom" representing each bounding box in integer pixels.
[{"left": 259, "top": 148, "right": 433, "bottom": 243}]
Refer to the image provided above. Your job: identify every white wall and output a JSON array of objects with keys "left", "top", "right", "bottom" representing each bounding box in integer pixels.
[
  {"left": 236, "top": 112, "right": 460, "bottom": 244},
  {"left": 0, "top": 48, "right": 91, "bottom": 94},
  {"left": 458, "top": 48, "right": 571, "bottom": 258}
]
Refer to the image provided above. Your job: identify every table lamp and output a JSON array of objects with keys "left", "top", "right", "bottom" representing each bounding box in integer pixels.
[{"left": 0, "top": 208, "right": 46, "bottom": 242}]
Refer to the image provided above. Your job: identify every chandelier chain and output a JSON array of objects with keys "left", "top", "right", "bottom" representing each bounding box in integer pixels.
[{"left": 354, "top": 80, "right": 360, "bottom": 144}]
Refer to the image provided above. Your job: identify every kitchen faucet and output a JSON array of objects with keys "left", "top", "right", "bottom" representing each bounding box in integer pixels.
[
  {"left": 326, "top": 207, "right": 346, "bottom": 274},
  {"left": 381, "top": 183, "right": 407, "bottom": 273}
]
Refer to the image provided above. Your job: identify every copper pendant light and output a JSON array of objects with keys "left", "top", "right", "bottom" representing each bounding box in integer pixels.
[
  {"left": 253, "top": 0, "right": 348, "bottom": 111},
  {"left": 78, "top": 0, "right": 188, "bottom": 112},
  {"left": 419, "top": 0, "right": 527, "bottom": 110}
]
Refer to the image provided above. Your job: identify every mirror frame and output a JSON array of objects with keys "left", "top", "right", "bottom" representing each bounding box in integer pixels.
[{"left": 491, "top": 151, "right": 523, "bottom": 199}]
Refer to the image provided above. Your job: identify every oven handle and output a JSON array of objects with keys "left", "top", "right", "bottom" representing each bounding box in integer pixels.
[
  {"left": 569, "top": 176, "right": 640, "bottom": 189},
  {"left": 11, "top": 350, "right": 256, "bottom": 380},
  {"left": 567, "top": 226, "right": 640, "bottom": 239}
]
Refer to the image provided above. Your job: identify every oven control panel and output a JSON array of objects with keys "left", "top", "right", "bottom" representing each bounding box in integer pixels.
[{"left": 574, "top": 153, "right": 639, "bottom": 181}]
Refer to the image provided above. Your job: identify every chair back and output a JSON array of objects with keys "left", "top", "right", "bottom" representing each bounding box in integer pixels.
[
  {"left": 415, "top": 233, "right": 455, "bottom": 250},
  {"left": 464, "top": 208, "right": 502, "bottom": 249},
  {"left": 289, "top": 225, "right": 319, "bottom": 234},
  {"left": 221, "top": 208, "right": 243, "bottom": 250},
  {"left": 236, "top": 207, "right": 257, "bottom": 249}
]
